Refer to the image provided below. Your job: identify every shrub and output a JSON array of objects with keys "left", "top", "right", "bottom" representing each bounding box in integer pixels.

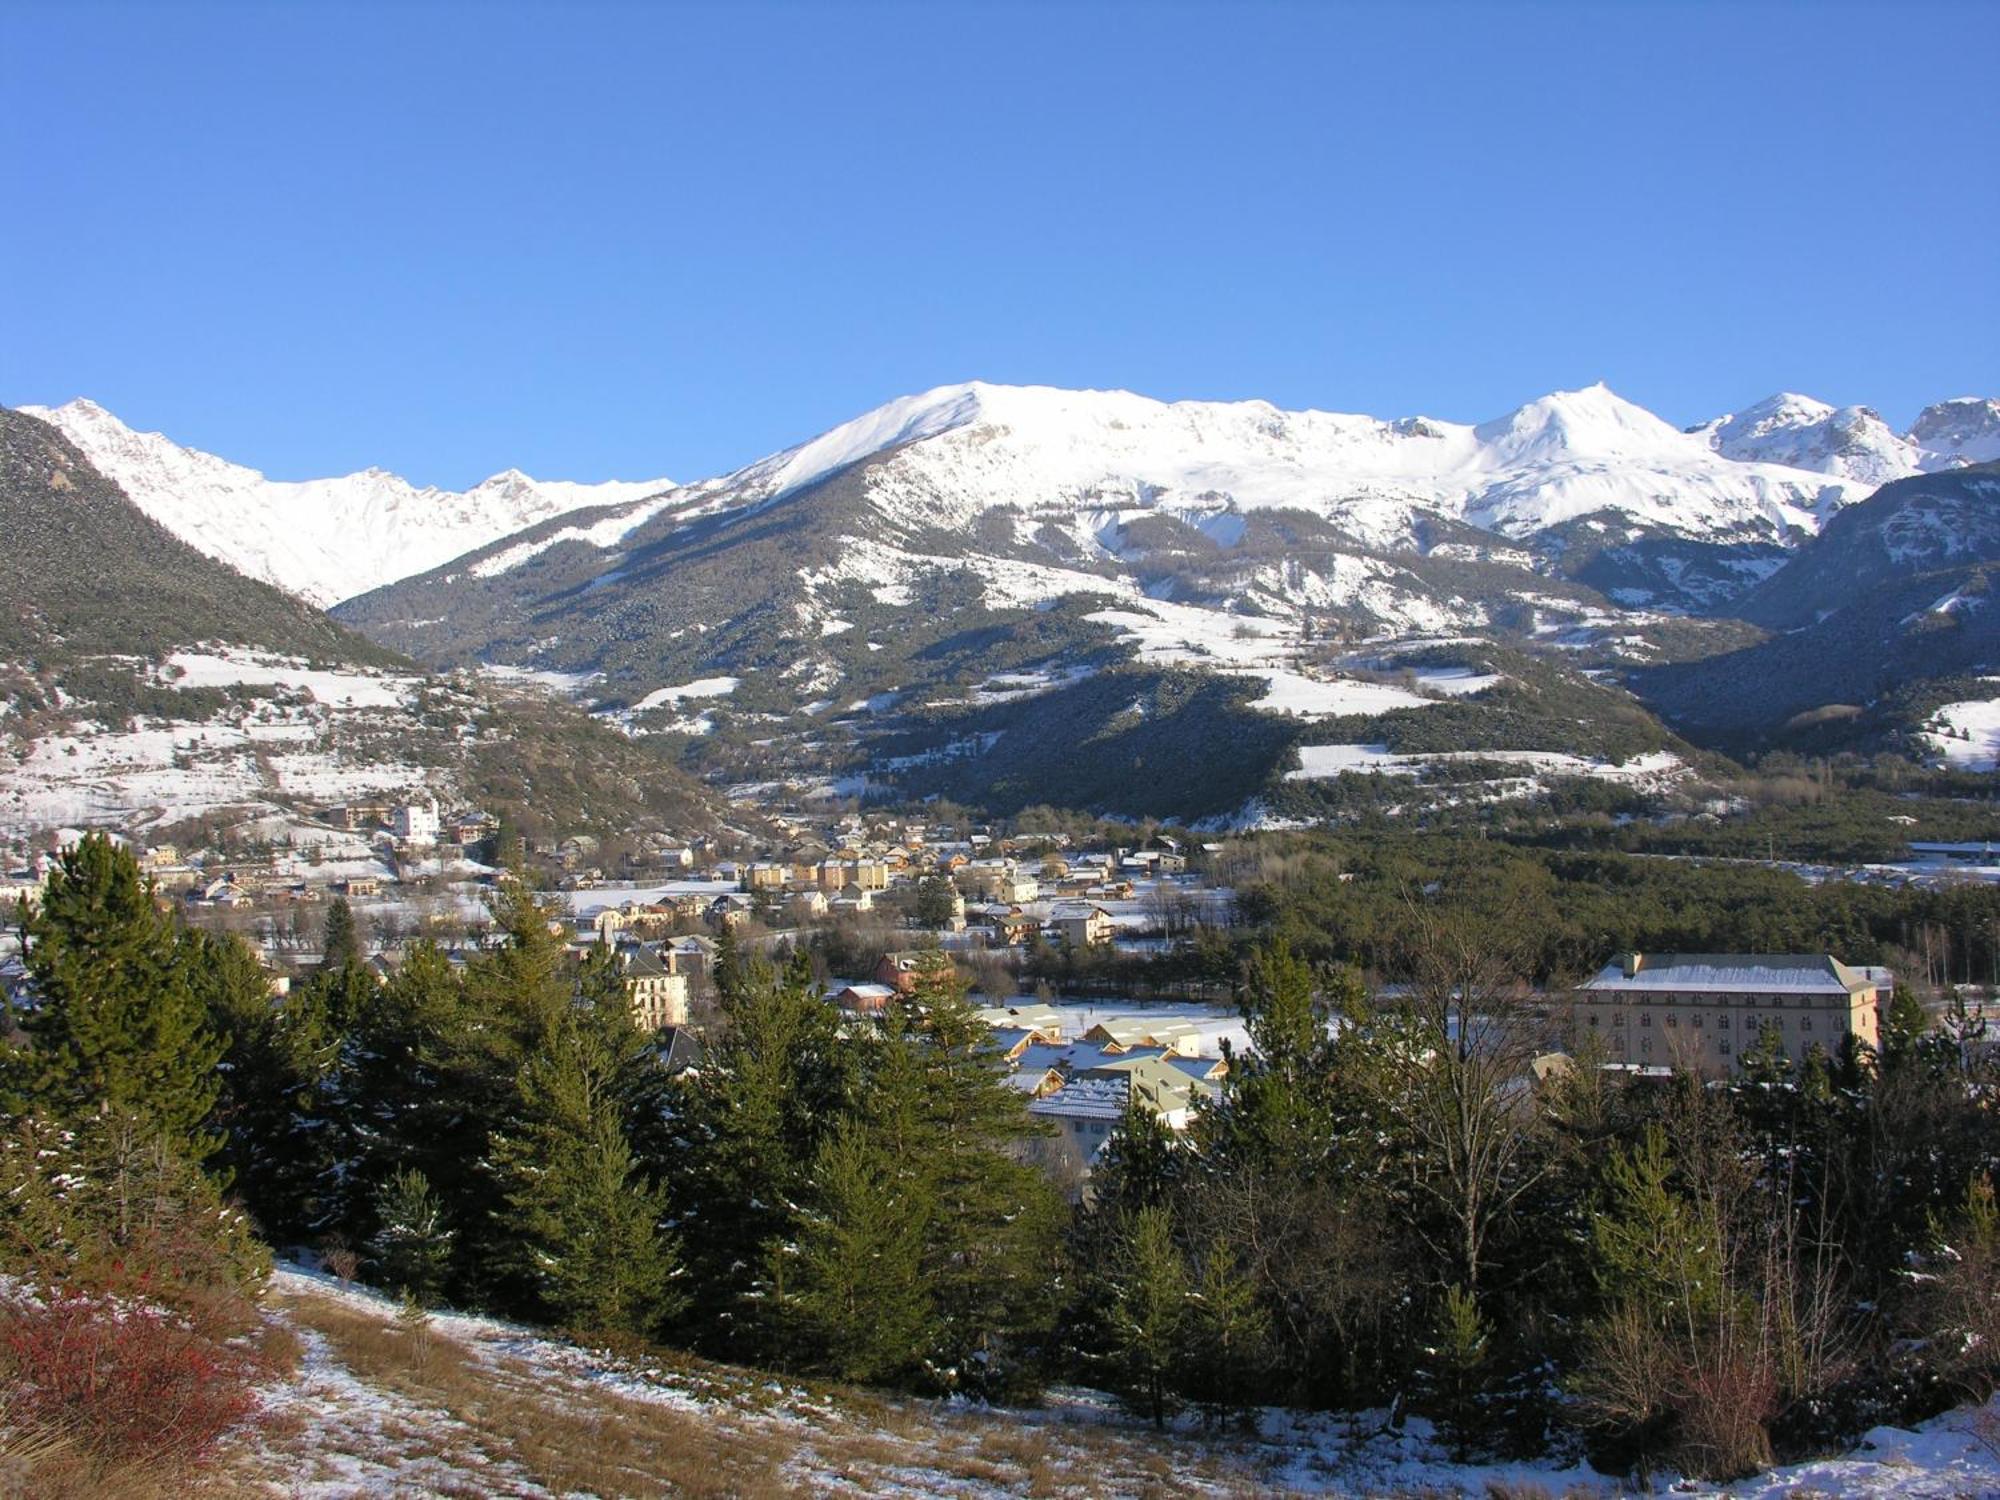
[{"left": 0, "top": 1290, "right": 264, "bottom": 1470}]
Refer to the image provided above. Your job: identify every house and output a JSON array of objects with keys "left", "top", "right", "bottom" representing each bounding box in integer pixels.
[
  {"left": 706, "top": 893, "right": 755, "bottom": 930},
  {"left": 874, "top": 950, "right": 953, "bottom": 994},
  {"left": 186, "top": 877, "right": 253, "bottom": 908},
  {"left": 1573, "top": 953, "right": 1890, "bottom": 1072},
  {"left": 786, "top": 888, "right": 830, "bottom": 920},
  {"left": 975, "top": 1002, "right": 1064, "bottom": 1037},
  {"left": 392, "top": 800, "right": 439, "bottom": 846},
  {"left": 653, "top": 1025, "right": 705, "bottom": 1077},
  {"left": 968, "top": 903, "right": 1037, "bottom": 946},
  {"left": 829, "top": 888, "right": 874, "bottom": 915},
  {"left": 336, "top": 876, "right": 381, "bottom": 898},
  {"left": 1050, "top": 901, "right": 1114, "bottom": 949},
  {"left": 667, "top": 934, "right": 717, "bottom": 979},
  {"left": 1026, "top": 1056, "right": 1212, "bottom": 1159},
  {"left": 830, "top": 980, "right": 898, "bottom": 1015},
  {"left": 1083, "top": 1018, "right": 1204, "bottom": 1057},
  {"left": 619, "top": 946, "right": 690, "bottom": 1032}
]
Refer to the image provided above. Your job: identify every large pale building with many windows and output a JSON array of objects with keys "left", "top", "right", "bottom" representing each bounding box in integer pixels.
[{"left": 1573, "top": 954, "right": 1889, "bottom": 1072}]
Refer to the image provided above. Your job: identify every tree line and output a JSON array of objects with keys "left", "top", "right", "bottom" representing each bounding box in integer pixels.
[{"left": 1, "top": 834, "right": 1995, "bottom": 1485}]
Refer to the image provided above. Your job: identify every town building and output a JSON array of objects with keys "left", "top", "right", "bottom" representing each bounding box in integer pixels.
[{"left": 1573, "top": 953, "right": 1889, "bottom": 1072}]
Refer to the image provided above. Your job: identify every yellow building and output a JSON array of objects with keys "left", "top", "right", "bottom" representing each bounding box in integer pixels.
[{"left": 1574, "top": 953, "right": 1888, "bottom": 1072}]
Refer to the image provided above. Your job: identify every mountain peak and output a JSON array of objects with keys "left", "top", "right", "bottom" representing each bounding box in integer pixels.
[{"left": 1473, "top": 383, "right": 1683, "bottom": 459}]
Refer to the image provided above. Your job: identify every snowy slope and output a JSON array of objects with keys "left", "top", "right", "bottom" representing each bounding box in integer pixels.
[
  {"left": 1910, "top": 396, "right": 2000, "bottom": 467},
  {"left": 20, "top": 399, "right": 674, "bottom": 607},
  {"left": 1693, "top": 394, "right": 1924, "bottom": 485},
  {"left": 749, "top": 380, "right": 1863, "bottom": 549},
  {"left": 1696, "top": 392, "right": 2000, "bottom": 480}
]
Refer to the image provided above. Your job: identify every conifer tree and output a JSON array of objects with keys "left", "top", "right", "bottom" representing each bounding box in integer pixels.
[
  {"left": 893, "top": 954, "right": 1064, "bottom": 1398},
  {"left": 320, "top": 895, "right": 360, "bottom": 971},
  {"left": 21, "top": 834, "right": 223, "bottom": 1165},
  {"left": 191, "top": 926, "right": 339, "bottom": 1228},
  {"left": 493, "top": 1014, "right": 678, "bottom": 1337},
  {"left": 1421, "top": 1283, "right": 1495, "bottom": 1461},
  {"left": 671, "top": 948, "right": 850, "bottom": 1357},
  {"left": 1104, "top": 1204, "right": 1189, "bottom": 1429},
  {"left": 364, "top": 1167, "right": 454, "bottom": 1306},
  {"left": 777, "top": 1119, "right": 931, "bottom": 1383}
]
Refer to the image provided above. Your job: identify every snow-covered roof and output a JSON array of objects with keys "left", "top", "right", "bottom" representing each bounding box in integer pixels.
[{"left": 1580, "top": 953, "right": 1876, "bottom": 997}]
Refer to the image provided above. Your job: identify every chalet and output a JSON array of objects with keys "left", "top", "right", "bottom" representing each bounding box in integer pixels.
[
  {"left": 706, "top": 892, "right": 755, "bottom": 929},
  {"left": 829, "top": 888, "right": 875, "bottom": 915},
  {"left": 968, "top": 903, "right": 1038, "bottom": 946},
  {"left": 786, "top": 888, "right": 830, "bottom": 920},
  {"left": 975, "top": 1002, "right": 1064, "bottom": 1037},
  {"left": 1573, "top": 953, "right": 1890, "bottom": 1072},
  {"left": 1083, "top": 1018, "right": 1203, "bottom": 1057},
  {"left": 1050, "top": 901, "right": 1114, "bottom": 949},
  {"left": 336, "top": 876, "right": 381, "bottom": 898}
]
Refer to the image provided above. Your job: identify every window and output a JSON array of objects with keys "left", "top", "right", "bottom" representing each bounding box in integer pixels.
[
  {"left": 1641, "top": 1013, "right": 1652, "bottom": 1028},
  {"left": 1587, "top": 1013, "right": 1600, "bottom": 1027},
  {"left": 1801, "top": 1015, "right": 1812, "bottom": 1032},
  {"left": 1692, "top": 1013, "right": 1704, "bottom": 1028},
  {"left": 1613, "top": 1011, "right": 1626, "bottom": 1027},
  {"left": 1666, "top": 1013, "right": 1678, "bottom": 1028},
  {"left": 1720, "top": 1039, "right": 1731, "bottom": 1056},
  {"left": 1641, "top": 1038, "right": 1652, "bottom": 1055},
  {"left": 1718, "top": 1013, "right": 1730, "bottom": 1029}
]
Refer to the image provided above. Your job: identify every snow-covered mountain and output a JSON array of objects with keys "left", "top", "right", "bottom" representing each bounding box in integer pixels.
[
  {"left": 1909, "top": 397, "right": 2000, "bottom": 467},
  {"left": 19, "top": 398, "right": 674, "bottom": 607},
  {"left": 677, "top": 379, "right": 1865, "bottom": 553},
  {"left": 1692, "top": 392, "right": 2000, "bottom": 483}
]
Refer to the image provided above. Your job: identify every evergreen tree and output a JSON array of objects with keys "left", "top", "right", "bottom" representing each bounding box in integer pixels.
[
  {"left": 364, "top": 1167, "right": 454, "bottom": 1306},
  {"left": 1103, "top": 1204, "right": 1189, "bottom": 1429},
  {"left": 321, "top": 895, "right": 360, "bottom": 971},
  {"left": 777, "top": 1119, "right": 931, "bottom": 1383},
  {"left": 893, "top": 954, "right": 1064, "bottom": 1398},
  {"left": 670, "top": 948, "right": 851, "bottom": 1358},
  {"left": 493, "top": 1014, "right": 678, "bottom": 1337},
  {"left": 192, "top": 926, "right": 339, "bottom": 1229},
  {"left": 20, "top": 835, "right": 223, "bottom": 1165},
  {"left": 1421, "top": 1284, "right": 1495, "bottom": 1461}
]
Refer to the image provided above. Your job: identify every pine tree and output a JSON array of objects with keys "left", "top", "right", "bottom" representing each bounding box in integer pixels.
[
  {"left": 22, "top": 834, "right": 224, "bottom": 1165},
  {"left": 364, "top": 1167, "right": 454, "bottom": 1306},
  {"left": 892, "top": 954, "right": 1064, "bottom": 1399},
  {"left": 1103, "top": 1204, "right": 1189, "bottom": 1429},
  {"left": 777, "top": 1120, "right": 931, "bottom": 1383},
  {"left": 320, "top": 895, "right": 360, "bottom": 971},
  {"left": 1421, "top": 1283, "right": 1494, "bottom": 1461},
  {"left": 670, "top": 948, "right": 851, "bottom": 1358},
  {"left": 493, "top": 1015, "right": 678, "bottom": 1337},
  {"left": 1179, "top": 1241, "right": 1270, "bottom": 1430},
  {"left": 190, "top": 926, "right": 339, "bottom": 1228}
]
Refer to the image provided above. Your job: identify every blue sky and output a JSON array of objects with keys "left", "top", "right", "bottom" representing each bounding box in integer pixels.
[{"left": 3, "top": 0, "right": 1994, "bottom": 488}]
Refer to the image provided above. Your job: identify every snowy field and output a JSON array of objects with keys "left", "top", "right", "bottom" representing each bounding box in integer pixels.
[
  {"left": 1922, "top": 682, "right": 2000, "bottom": 770},
  {"left": 0, "top": 646, "right": 452, "bottom": 836},
  {"left": 1288, "top": 743, "right": 1685, "bottom": 786},
  {"left": 231, "top": 1263, "right": 2000, "bottom": 1498}
]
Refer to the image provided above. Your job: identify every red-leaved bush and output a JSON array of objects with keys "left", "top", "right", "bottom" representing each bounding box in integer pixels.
[{"left": 0, "top": 1290, "right": 264, "bottom": 1468}]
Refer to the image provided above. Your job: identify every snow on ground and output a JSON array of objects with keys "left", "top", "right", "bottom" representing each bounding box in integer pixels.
[
  {"left": 624, "top": 677, "right": 741, "bottom": 714},
  {"left": 476, "top": 662, "right": 604, "bottom": 695},
  {"left": 560, "top": 881, "right": 739, "bottom": 915},
  {"left": 1244, "top": 669, "right": 1430, "bottom": 717},
  {"left": 237, "top": 1263, "right": 2000, "bottom": 1499},
  {"left": 161, "top": 648, "right": 417, "bottom": 709},
  {"left": 1288, "top": 744, "right": 1685, "bottom": 785},
  {"left": 1922, "top": 681, "right": 2000, "bottom": 770}
]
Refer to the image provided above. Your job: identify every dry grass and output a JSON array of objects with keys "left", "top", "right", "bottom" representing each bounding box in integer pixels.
[{"left": 229, "top": 1283, "right": 1316, "bottom": 1499}]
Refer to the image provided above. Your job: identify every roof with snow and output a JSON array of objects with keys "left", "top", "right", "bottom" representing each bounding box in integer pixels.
[{"left": 1580, "top": 953, "right": 1879, "bottom": 997}]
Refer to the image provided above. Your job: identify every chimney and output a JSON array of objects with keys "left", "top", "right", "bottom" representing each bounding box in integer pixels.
[{"left": 1623, "top": 952, "right": 1643, "bottom": 978}]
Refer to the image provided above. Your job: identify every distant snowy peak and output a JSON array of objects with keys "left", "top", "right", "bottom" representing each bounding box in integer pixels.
[
  {"left": 1694, "top": 392, "right": 2000, "bottom": 482},
  {"left": 1910, "top": 397, "right": 2000, "bottom": 467},
  {"left": 19, "top": 399, "right": 673, "bottom": 607},
  {"left": 721, "top": 379, "right": 1860, "bottom": 551},
  {"left": 1694, "top": 393, "right": 1923, "bottom": 485}
]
